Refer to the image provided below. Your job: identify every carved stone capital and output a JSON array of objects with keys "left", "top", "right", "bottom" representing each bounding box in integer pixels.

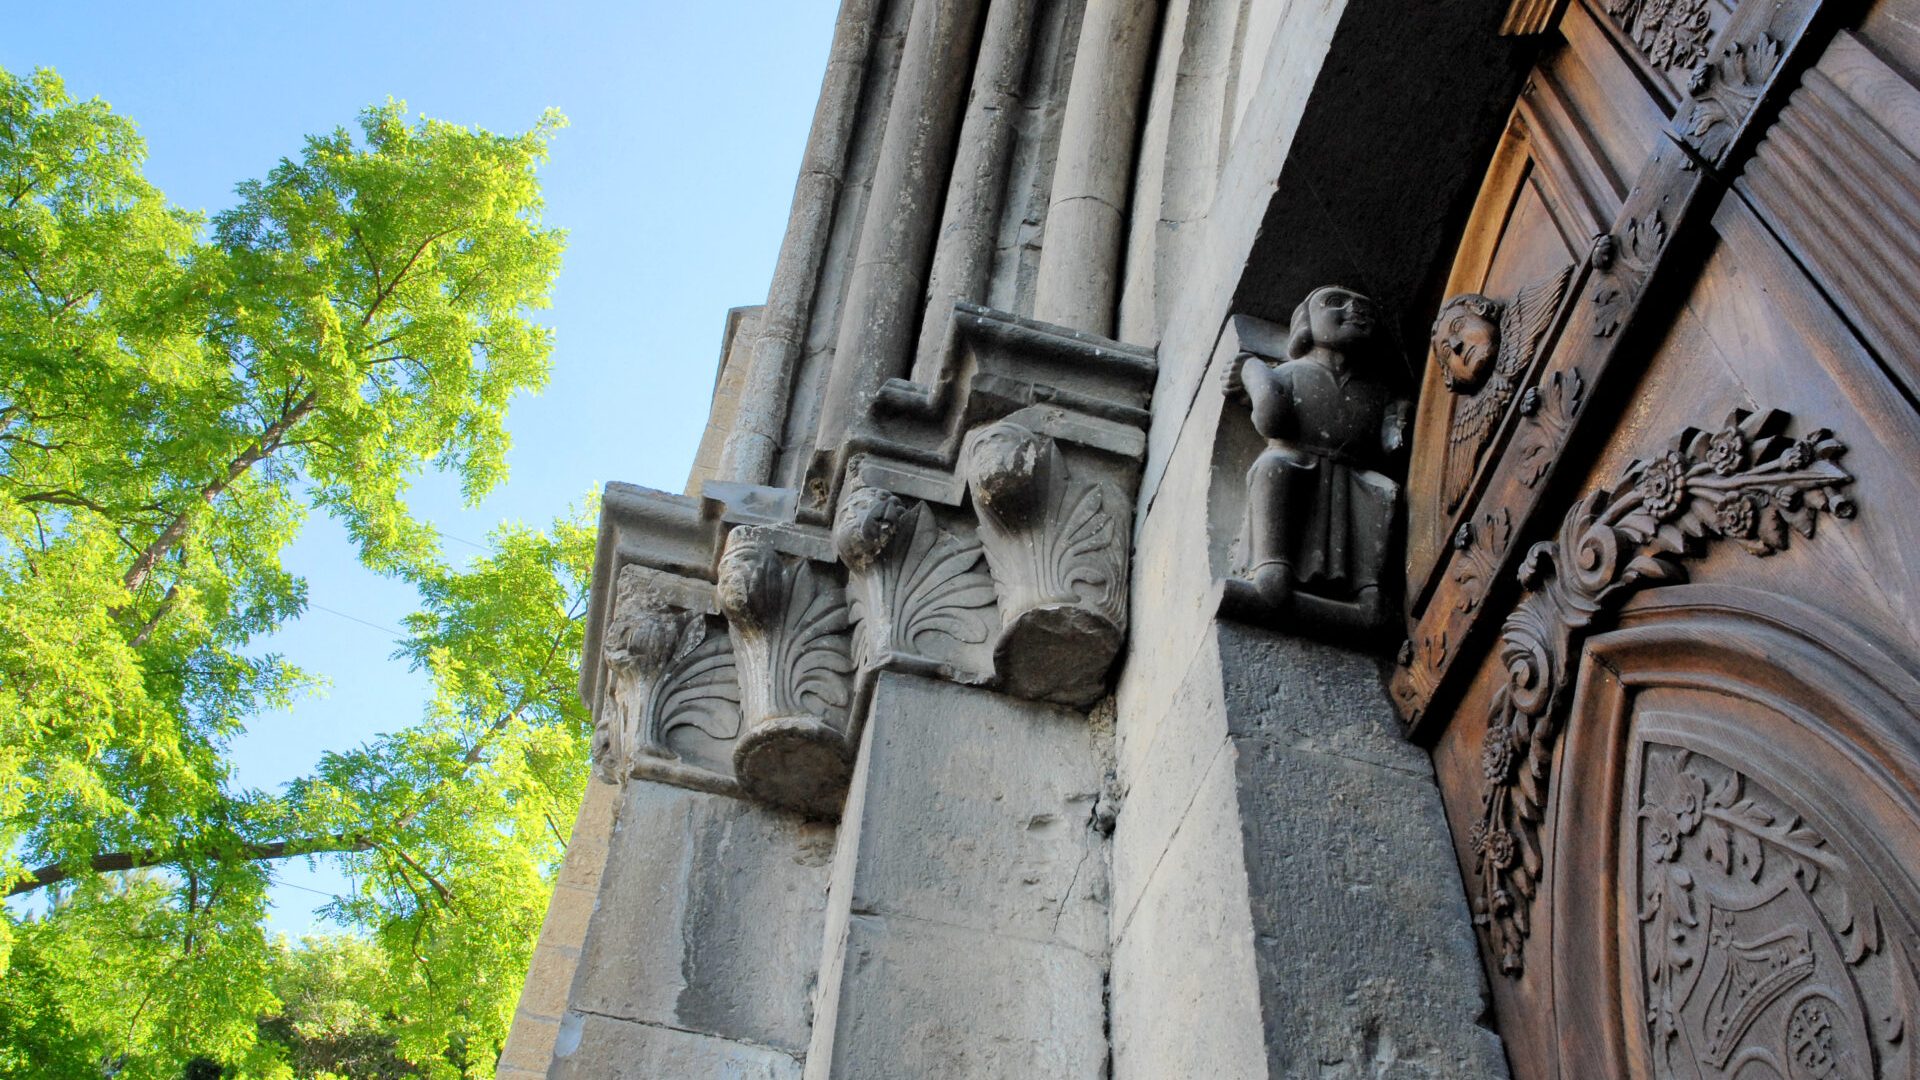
[
  {"left": 593, "top": 566, "right": 743, "bottom": 793},
  {"left": 962, "top": 419, "right": 1129, "bottom": 705},
  {"left": 832, "top": 485, "right": 997, "bottom": 681},
  {"left": 715, "top": 525, "right": 856, "bottom": 817}
]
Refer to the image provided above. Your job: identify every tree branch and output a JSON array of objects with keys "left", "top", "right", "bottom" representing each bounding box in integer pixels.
[
  {"left": 123, "top": 387, "right": 318, "bottom": 593},
  {"left": 7, "top": 832, "right": 372, "bottom": 897}
]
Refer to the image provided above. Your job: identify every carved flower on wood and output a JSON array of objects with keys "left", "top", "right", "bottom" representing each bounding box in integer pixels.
[{"left": 1470, "top": 409, "right": 1854, "bottom": 976}]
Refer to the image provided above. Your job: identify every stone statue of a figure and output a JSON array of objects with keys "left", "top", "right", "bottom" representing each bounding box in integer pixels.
[{"left": 1220, "top": 285, "right": 1410, "bottom": 637}]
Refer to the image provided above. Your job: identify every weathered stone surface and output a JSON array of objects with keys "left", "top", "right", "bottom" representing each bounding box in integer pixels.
[
  {"left": 844, "top": 672, "right": 1106, "bottom": 954},
  {"left": 818, "top": 913, "right": 1106, "bottom": 1080},
  {"left": 805, "top": 673, "right": 1110, "bottom": 1076},
  {"left": 1109, "top": 723, "right": 1267, "bottom": 1080},
  {"left": 550, "top": 1011, "right": 801, "bottom": 1079},
  {"left": 566, "top": 779, "right": 834, "bottom": 1059},
  {"left": 1219, "top": 623, "right": 1507, "bottom": 1078}
]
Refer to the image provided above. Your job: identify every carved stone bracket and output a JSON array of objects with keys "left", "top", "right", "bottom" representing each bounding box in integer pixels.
[
  {"left": 714, "top": 524, "right": 857, "bottom": 818},
  {"left": 833, "top": 484, "right": 997, "bottom": 682},
  {"left": 962, "top": 419, "right": 1130, "bottom": 706},
  {"left": 1468, "top": 408, "right": 1853, "bottom": 975},
  {"left": 593, "top": 565, "right": 742, "bottom": 794},
  {"left": 579, "top": 304, "right": 1155, "bottom": 815}
]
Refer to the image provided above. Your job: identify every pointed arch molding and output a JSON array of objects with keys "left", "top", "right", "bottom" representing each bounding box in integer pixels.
[{"left": 1545, "top": 587, "right": 1920, "bottom": 1079}]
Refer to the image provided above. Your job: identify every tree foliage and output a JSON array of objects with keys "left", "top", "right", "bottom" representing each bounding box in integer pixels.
[{"left": 0, "top": 65, "right": 595, "bottom": 1076}]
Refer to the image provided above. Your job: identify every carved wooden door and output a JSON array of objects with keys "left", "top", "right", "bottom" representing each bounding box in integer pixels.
[{"left": 1391, "top": 2, "right": 1920, "bottom": 1077}]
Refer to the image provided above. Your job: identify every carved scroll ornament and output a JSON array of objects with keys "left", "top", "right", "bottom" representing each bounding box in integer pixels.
[
  {"left": 832, "top": 485, "right": 996, "bottom": 679},
  {"left": 963, "top": 420, "right": 1128, "bottom": 706},
  {"left": 714, "top": 525, "right": 856, "bottom": 818},
  {"left": 592, "top": 567, "right": 740, "bottom": 787},
  {"left": 1471, "top": 409, "right": 1854, "bottom": 975}
]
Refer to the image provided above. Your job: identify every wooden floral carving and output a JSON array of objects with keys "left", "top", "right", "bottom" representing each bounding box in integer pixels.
[{"left": 1471, "top": 409, "right": 1854, "bottom": 975}]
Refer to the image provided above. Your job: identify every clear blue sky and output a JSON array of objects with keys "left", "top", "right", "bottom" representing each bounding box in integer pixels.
[{"left": 2, "top": 1, "right": 839, "bottom": 934}]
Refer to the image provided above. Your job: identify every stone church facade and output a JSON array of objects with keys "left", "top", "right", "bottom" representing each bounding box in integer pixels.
[{"left": 499, "top": 0, "right": 1920, "bottom": 1075}]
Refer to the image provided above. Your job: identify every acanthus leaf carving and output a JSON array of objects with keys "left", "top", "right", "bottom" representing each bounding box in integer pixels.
[
  {"left": 1514, "top": 367, "right": 1586, "bottom": 490},
  {"left": 715, "top": 524, "right": 856, "bottom": 818},
  {"left": 1592, "top": 212, "right": 1667, "bottom": 337},
  {"left": 1471, "top": 409, "right": 1854, "bottom": 976},
  {"left": 963, "top": 419, "right": 1129, "bottom": 706},
  {"left": 593, "top": 566, "right": 741, "bottom": 787},
  {"left": 1681, "top": 31, "right": 1783, "bottom": 163},
  {"left": 833, "top": 485, "right": 997, "bottom": 678}
]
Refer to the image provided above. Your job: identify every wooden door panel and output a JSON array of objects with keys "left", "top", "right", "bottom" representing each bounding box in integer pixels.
[
  {"left": 1402, "top": 1, "right": 1920, "bottom": 1076},
  {"left": 1551, "top": 591, "right": 1920, "bottom": 1079},
  {"left": 1405, "top": 5, "right": 1664, "bottom": 597}
]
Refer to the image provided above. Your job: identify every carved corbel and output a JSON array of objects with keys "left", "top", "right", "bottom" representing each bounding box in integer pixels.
[
  {"left": 593, "top": 566, "right": 742, "bottom": 793},
  {"left": 962, "top": 419, "right": 1129, "bottom": 706},
  {"left": 832, "top": 485, "right": 997, "bottom": 681},
  {"left": 715, "top": 525, "right": 857, "bottom": 818}
]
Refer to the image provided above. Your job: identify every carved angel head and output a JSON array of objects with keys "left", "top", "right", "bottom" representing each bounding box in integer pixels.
[
  {"left": 1287, "top": 286, "right": 1379, "bottom": 361},
  {"left": 1431, "top": 293, "right": 1502, "bottom": 392}
]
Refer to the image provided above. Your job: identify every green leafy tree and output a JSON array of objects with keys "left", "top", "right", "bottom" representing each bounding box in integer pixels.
[{"left": 0, "top": 65, "right": 597, "bottom": 1077}]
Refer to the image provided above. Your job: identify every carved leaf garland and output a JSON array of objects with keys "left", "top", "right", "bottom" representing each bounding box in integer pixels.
[{"left": 1471, "top": 409, "right": 1854, "bottom": 976}]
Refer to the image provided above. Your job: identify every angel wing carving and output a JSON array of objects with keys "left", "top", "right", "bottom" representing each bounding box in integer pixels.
[{"left": 1440, "top": 264, "right": 1572, "bottom": 512}]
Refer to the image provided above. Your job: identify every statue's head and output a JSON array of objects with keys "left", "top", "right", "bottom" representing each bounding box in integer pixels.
[
  {"left": 715, "top": 526, "right": 785, "bottom": 629},
  {"left": 965, "top": 420, "right": 1046, "bottom": 522},
  {"left": 1430, "top": 293, "right": 1501, "bottom": 392},
  {"left": 1288, "top": 286, "right": 1378, "bottom": 361}
]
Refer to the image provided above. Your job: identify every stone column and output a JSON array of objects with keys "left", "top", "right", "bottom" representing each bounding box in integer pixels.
[
  {"left": 1031, "top": 0, "right": 1162, "bottom": 335},
  {"left": 803, "top": 673, "right": 1111, "bottom": 1079},
  {"left": 813, "top": 0, "right": 990, "bottom": 452}
]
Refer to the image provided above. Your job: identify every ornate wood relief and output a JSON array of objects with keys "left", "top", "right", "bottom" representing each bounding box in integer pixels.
[
  {"left": 832, "top": 485, "right": 997, "bottom": 678},
  {"left": 1470, "top": 409, "right": 1854, "bottom": 974},
  {"left": 1591, "top": 214, "right": 1666, "bottom": 339},
  {"left": 1681, "top": 32, "right": 1782, "bottom": 162},
  {"left": 1431, "top": 266, "right": 1573, "bottom": 513},
  {"left": 1606, "top": 0, "right": 1714, "bottom": 72},
  {"left": 962, "top": 419, "right": 1128, "bottom": 705},
  {"left": 715, "top": 525, "right": 856, "bottom": 817},
  {"left": 1634, "top": 745, "right": 1915, "bottom": 1079}
]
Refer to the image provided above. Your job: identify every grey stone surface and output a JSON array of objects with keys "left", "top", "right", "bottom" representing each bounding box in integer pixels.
[
  {"left": 566, "top": 779, "right": 835, "bottom": 1059},
  {"left": 806, "top": 673, "right": 1110, "bottom": 1077},
  {"left": 550, "top": 1011, "right": 801, "bottom": 1080},
  {"left": 1219, "top": 623, "right": 1508, "bottom": 1079},
  {"left": 844, "top": 672, "right": 1107, "bottom": 955},
  {"left": 1110, "top": 730, "right": 1266, "bottom": 1080},
  {"left": 820, "top": 913, "right": 1107, "bottom": 1080}
]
